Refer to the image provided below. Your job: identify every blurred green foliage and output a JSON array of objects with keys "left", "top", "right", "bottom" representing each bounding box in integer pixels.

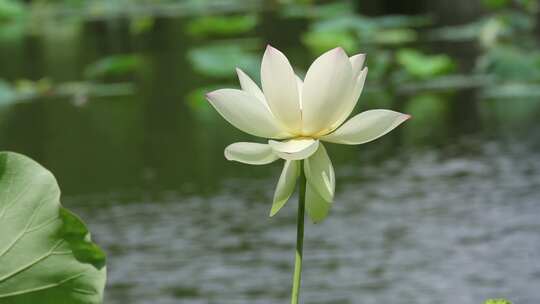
[
  {"left": 482, "top": 0, "right": 511, "bottom": 10},
  {"left": 84, "top": 55, "right": 143, "bottom": 80},
  {"left": 188, "top": 42, "right": 259, "bottom": 78},
  {"left": 0, "top": 0, "right": 25, "bottom": 38},
  {"left": 0, "top": 79, "right": 17, "bottom": 105},
  {"left": 482, "top": 0, "right": 537, "bottom": 12},
  {"left": 0, "top": 77, "right": 134, "bottom": 106},
  {"left": 0, "top": 0, "right": 539, "bottom": 130},
  {"left": 0, "top": 0, "right": 23, "bottom": 23},
  {"left": 403, "top": 93, "right": 451, "bottom": 145},
  {"left": 186, "top": 85, "right": 223, "bottom": 122},
  {"left": 130, "top": 16, "right": 154, "bottom": 35},
  {"left": 301, "top": 12, "right": 427, "bottom": 54},
  {"left": 477, "top": 46, "right": 540, "bottom": 81},
  {"left": 396, "top": 49, "right": 455, "bottom": 80},
  {"left": 302, "top": 30, "right": 356, "bottom": 54},
  {"left": 484, "top": 299, "right": 512, "bottom": 304},
  {"left": 186, "top": 15, "right": 257, "bottom": 37},
  {"left": 0, "top": 78, "right": 51, "bottom": 105}
]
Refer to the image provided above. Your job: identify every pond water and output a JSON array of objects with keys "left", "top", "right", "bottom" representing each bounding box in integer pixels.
[
  {"left": 69, "top": 135, "right": 540, "bottom": 304},
  {"left": 1, "top": 9, "right": 540, "bottom": 304}
]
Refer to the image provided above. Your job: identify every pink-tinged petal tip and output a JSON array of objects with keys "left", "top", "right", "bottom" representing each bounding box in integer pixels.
[
  {"left": 324, "top": 47, "right": 348, "bottom": 62},
  {"left": 265, "top": 44, "right": 276, "bottom": 52},
  {"left": 332, "top": 46, "right": 346, "bottom": 55},
  {"left": 204, "top": 92, "right": 215, "bottom": 101},
  {"left": 405, "top": 114, "right": 412, "bottom": 120}
]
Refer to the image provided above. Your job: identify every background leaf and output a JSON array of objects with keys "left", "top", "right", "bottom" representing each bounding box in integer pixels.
[
  {"left": 484, "top": 299, "right": 512, "bottom": 304},
  {"left": 396, "top": 49, "right": 455, "bottom": 79},
  {"left": 188, "top": 42, "right": 259, "bottom": 78},
  {"left": 186, "top": 15, "right": 257, "bottom": 37},
  {"left": 84, "top": 54, "right": 143, "bottom": 80}
]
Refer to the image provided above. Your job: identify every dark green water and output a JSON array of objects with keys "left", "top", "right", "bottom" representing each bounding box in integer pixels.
[{"left": 1, "top": 11, "right": 540, "bottom": 304}]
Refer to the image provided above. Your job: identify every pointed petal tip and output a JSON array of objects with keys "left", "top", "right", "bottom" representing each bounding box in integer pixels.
[
  {"left": 235, "top": 67, "right": 245, "bottom": 79},
  {"left": 405, "top": 114, "right": 412, "bottom": 120},
  {"left": 332, "top": 46, "right": 346, "bottom": 54},
  {"left": 205, "top": 91, "right": 222, "bottom": 103},
  {"left": 205, "top": 88, "right": 224, "bottom": 97},
  {"left": 321, "top": 47, "right": 349, "bottom": 65},
  {"left": 265, "top": 44, "right": 285, "bottom": 56},
  {"left": 319, "top": 47, "right": 346, "bottom": 58},
  {"left": 265, "top": 44, "right": 276, "bottom": 52},
  {"left": 354, "top": 53, "right": 366, "bottom": 60}
]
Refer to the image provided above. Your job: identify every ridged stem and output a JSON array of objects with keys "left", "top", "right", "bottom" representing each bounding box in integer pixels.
[{"left": 291, "top": 161, "right": 306, "bottom": 304}]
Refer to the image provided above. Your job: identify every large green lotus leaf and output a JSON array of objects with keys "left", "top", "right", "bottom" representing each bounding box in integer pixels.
[{"left": 0, "top": 152, "right": 106, "bottom": 304}]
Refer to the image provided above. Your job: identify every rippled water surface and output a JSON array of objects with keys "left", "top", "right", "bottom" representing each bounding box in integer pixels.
[{"left": 68, "top": 137, "right": 540, "bottom": 304}]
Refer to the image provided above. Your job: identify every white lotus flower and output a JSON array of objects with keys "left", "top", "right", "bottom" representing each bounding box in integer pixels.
[{"left": 206, "top": 46, "right": 410, "bottom": 222}]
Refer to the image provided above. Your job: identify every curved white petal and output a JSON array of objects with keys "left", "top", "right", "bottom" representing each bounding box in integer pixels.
[
  {"left": 236, "top": 68, "right": 266, "bottom": 103},
  {"left": 296, "top": 74, "right": 304, "bottom": 109},
  {"left": 224, "top": 142, "right": 279, "bottom": 165},
  {"left": 206, "top": 89, "right": 290, "bottom": 139},
  {"left": 305, "top": 183, "right": 331, "bottom": 223},
  {"left": 351, "top": 67, "right": 368, "bottom": 103},
  {"left": 321, "top": 110, "right": 411, "bottom": 145},
  {"left": 350, "top": 53, "right": 366, "bottom": 79},
  {"left": 268, "top": 138, "right": 319, "bottom": 160},
  {"left": 302, "top": 47, "right": 355, "bottom": 135},
  {"left": 270, "top": 160, "right": 300, "bottom": 217},
  {"left": 304, "top": 144, "right": 335, "bottom": 202},
  {"left": 328, "top": 67, "right": 368, "bottom": 132},
  {"left": 261, "top": 45, "right": 302, "bottom": 132}
]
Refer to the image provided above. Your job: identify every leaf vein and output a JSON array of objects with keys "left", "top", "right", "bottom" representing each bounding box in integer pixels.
[
  {"left": 0, "top": 196, "right": 53, "bottom": 258},
  {"left": 0, "top": 240, "right": 64, "bottom": 284},
  {"left": 0, "top": 271, "right": 87, "bottom": 298},
  {"left": 0, "top": 172, "right": 44, "bottom": 220}
]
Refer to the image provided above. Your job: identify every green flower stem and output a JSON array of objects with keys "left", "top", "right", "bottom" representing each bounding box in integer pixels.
[{"left": 291, "top": 161, "right": 306, "bottom": 304}]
